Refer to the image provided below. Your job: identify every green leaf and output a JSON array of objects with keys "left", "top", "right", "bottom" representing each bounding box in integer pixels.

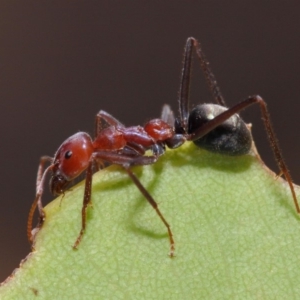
[{"left": 1, "top": 142, "right": 300, "bottom": 299}]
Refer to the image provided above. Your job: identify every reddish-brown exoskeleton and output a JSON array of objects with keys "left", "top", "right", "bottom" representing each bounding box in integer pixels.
[
  {"left": 27, "top": 106, "right": 185, "bottom": 257},
  {"left": 28, "top": 37, "right": 300, "bottom": 258}
]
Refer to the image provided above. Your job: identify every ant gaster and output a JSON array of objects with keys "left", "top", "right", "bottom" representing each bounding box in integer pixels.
[{"left": 28, "top": 37, "right": 299, "bottom": 257}]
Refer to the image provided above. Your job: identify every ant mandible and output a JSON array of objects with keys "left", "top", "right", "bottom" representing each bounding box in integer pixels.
[{"left": 27, "top": 37, "right": 299, "bottom": 258}]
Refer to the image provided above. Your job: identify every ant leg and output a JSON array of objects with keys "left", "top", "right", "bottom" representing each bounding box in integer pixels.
[
  {"left": 123, "top": 165, "right": 175, "bottom": 257},
  {"left": 73, "top": 151, "right": 161, "bottom": 249},
  {"left": 178, "top": 38, "right": 194, "bottom": 130},
  {"left": 73, "top": 160, "right": 94, "bottom": 249},
  {"left": 27, "top": 156, "right": 53, "bottom": 242},
  {"left": 94, "top": 110, "right": 124, "bottom": 137},
  {"left": 190, "top": 37, "right": 226, "bottom": 107},
  {"left": 178, "top": 38, "right": 226, "bottom": 131},
  {"left": 189, "top": 95, "right": 300, "bottom": 214}
]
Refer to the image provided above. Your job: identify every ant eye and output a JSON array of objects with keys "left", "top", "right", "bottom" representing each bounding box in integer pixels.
[{"left": 64, "top": 151, "right": 72, "bottom": 159}]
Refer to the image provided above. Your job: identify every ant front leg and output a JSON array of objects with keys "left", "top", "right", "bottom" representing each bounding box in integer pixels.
[
  {"left": 27, "top": 156, "right": 53, "bottom": 243},
  {"left": 123, "top": 164, "right": 175, "bottom": 257},
  {"left": 189, "top": 95, "right": 300, "bottom": 214},
  {"left": 73, "top": 160, "right": 94, "bottom": 249}
]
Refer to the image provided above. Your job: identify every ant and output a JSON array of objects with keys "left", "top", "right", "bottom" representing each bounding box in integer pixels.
[
  {"left": 27, "top": 37, "right": 299, "bottom": 258},
  {"left": 27, "top": 105, "right": 185, "bottom": 257}
]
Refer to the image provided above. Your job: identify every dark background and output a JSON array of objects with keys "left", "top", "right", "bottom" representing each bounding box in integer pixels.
[{"left": 1, "top": 1, "right": 299, "bottom": 282}]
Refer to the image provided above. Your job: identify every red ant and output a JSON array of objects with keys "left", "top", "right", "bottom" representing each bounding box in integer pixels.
[
  {"left": 27, "top": 106, "right": 185, "bottom": 257},
  {"left": 28, "top": 37, "right": 299, "bottom": 257}
]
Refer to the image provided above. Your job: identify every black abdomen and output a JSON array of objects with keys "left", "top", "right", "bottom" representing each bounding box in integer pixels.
[{"left": 188, "top": 104, "right": 252, "bottom": 156}]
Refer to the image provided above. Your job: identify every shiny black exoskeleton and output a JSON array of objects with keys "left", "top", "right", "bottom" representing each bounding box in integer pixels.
[{"left": 188, "top": 104, "right": 252, "bottom": 155}]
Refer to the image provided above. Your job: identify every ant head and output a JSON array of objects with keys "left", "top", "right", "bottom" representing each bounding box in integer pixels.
[{"left": 50, "top": 132, "right": 93, "bottom": 195}]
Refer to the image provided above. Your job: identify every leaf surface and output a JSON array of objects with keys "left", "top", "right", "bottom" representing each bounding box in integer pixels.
[{"left": 1, "top": 142, "right": 300, "bottom": 299}]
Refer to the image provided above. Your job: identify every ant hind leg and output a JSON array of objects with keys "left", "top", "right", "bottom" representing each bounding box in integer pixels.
[
  {"left": 189, "top": 95, "right": 300, "bottom": 214},
  {"left": 178, "top": 37, "right": 227, "bottom": 133}
]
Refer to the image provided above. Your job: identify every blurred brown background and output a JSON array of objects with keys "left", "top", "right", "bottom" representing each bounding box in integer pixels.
[{"left": 1, "top": 1, "right": 300, "bottom": 282}]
